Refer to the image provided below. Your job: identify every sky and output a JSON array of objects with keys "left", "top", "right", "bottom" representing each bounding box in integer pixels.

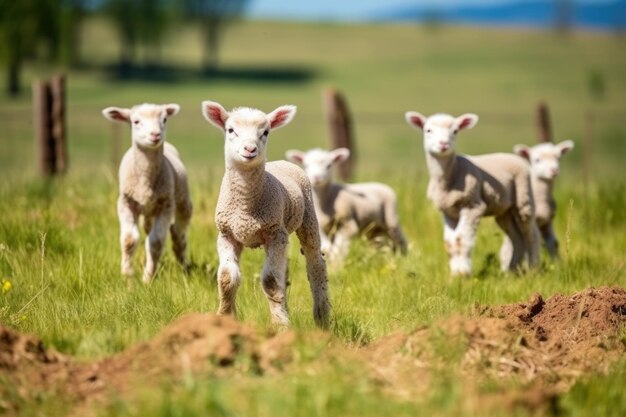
[{"left": 246, "top": 0, "right": 616, "bottom": 22}]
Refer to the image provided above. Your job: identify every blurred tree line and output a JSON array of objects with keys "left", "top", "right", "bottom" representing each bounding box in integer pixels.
[{"left": 0, "top": 0, "right": 249, "bottom": 96}]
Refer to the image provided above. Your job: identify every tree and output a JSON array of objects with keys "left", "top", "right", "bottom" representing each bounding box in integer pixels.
[
  {"left": 104, "top": 0, "right": 142, "bottom": 70},
  {"left": 0, "top": 0, "right": 44, "bottom": 96},
  {"left": 182, "top": 0, "right": 249, "bottom": 72},
  {"left": 59, "top": 0, "right": 88, "bottom": 67},
  {"left": 104, "top": 0, "right": 174, "bottom": 71}
]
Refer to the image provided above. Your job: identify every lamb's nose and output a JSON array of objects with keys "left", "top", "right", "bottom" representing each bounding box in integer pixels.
[{"left": 244, "top": 145, "right": 257, "bottom": 154}]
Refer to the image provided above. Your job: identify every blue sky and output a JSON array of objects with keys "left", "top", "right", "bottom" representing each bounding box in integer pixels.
[{"left": 246, "top": 0, "right": 615, "bottom": 21}]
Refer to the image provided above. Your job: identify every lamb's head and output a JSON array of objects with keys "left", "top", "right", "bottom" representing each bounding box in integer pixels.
[
  {"left": 202, "top": 100, "right": 296, "bottom": 168},
  {"left": 286, "top": 147, "right": 350, "bottom": 187},
  {"left": 102, "top": 103, "right": 180, "bottom": 149},
  {"left": 405, "top": 111, "right": 479, "bottom": 157},
  {"left": 514, "top": 140, "right": 574, "bottom": 181}
]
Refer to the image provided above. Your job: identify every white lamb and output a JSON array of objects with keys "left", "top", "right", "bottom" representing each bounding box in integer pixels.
[
  {"left": 405, "top": 111, "right": 539, "bottom": 276},
  {"left": 102, "top": 103, "right": 192, "bottom": 283},
  {"left": 510, "top": 140, "right": 575, "bottom": 259},
  {"left": 285, "top": 147, "right": 408, "bottom": 263},
  {"left": 201, "top": 100, "right": 330, "bottom": 328}
]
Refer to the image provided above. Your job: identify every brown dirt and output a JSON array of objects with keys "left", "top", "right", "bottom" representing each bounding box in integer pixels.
[{"left": 1, "top": 286, "right": 625, "bottom": 415}]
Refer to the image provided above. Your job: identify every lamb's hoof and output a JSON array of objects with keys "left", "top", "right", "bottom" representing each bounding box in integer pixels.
[{"left": 450, "top": 257, "right": 472, "bottom": 278}]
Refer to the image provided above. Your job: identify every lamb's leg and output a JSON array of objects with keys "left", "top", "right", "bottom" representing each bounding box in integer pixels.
[
  {"left": 331, "top": 219, "right": 359, "bottom": 263},
  {"left": 496, "top": 214, "right": 525, "bottom": 272},
  {"left": 143, "top": 211, "right": 171, "bottom": 284},
  {"left": 118, "top": 196, "right": 140, "bottom": 276},
  {"left": 446, "top": 205, "right": 484, "bottom": 277},
  {"left": 513, "top": 211, "right": 541, "bottom": 269},
  {"left": 296, "top": 212, "right": 331, "bottom": 328},
  {"left": 540, "top": 223, "right": 559, "bottom": 259},
  {"left": 170, "top": 198, "right": 192, "bottom": 270},
  {"left": 514, "top": 173, "right": 540, "bottom": 268},
  {"left": 384, "top": 199, "right": 408, "bottom": 255},
  {"left": 262, "top": 230, "right": 290, "bottom": 326},
  {"left": 216, "top": 233, "right": 242, "bottom": 317}
]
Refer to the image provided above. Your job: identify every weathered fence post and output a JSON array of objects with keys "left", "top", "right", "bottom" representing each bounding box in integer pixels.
[
  {"left": 536, "top": 101, "right": 553, "bottom": 143},
  {"left": 323, "top": 87, "right": 355, "bottom": 181},
  {"left": 33, "top": 74, "right": 67, "bottom": 176}
]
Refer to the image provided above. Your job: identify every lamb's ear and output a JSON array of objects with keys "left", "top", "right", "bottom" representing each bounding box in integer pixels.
[
  {"left": 455, "top": 113, "right": 479, "bottom": 131},
  {"left": 330, "top": 147, "right": 350, "bottom": 164},
  {"left": 285, "top": 150, "right": 305, "bottom": 164},
  {"left": 268, "top": 105, "right": 296, "bottom": 130},
  {"left": 556, "top": 140, "right": 574, "bottom": 156},
  {"left": 163, "top": 103, "right": 180, "bottom": 117},
  {"left": 102, "top": 107, "right": 131, "bottom": 123},
  {"left": 201, "top": 100, "right": 229, "bottom": 131},
  {"left": 405, "top": 111, "right": 427, "bottom": 130},
  {"left": 513, "top": 144, "right": 531, "bottom": 161}
]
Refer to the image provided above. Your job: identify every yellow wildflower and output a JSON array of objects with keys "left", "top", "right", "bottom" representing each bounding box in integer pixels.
[{"left": 2, "top": 279, "right": 11, "bottom": 294}]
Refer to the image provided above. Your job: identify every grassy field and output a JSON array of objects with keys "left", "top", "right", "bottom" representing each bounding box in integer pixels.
[{"left": 0, "top": 18, "right": 625, "bottom": 416}]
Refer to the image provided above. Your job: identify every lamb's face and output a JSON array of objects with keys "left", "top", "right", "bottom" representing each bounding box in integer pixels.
[
  {"left": 201, "top": 101, "right": 297, "bottom": 169},
  {"left": 405, "top": 112, "right": 479, "bottom": 157},
  {"left": 286, "top": 148, "right": 350, "bottom": 187},
  {"left": 130, "top": 105, "right": 171, "bottom": 149},
  {"left": 102, "top": 103, "right": 180, "bottom": 150},
  {"left": 422, "top": 114, "right": 459, "bottom": 156},
  {"left": 514, "top": 141, "right": 574, "bottom": 181},
  {"left": 224, "top": 108, "right": 271, "bottom": 167}
]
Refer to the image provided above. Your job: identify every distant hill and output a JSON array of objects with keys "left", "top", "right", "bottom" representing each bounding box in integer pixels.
[{"left": 375, "top": 0, "right": 626, "bottom": 31}]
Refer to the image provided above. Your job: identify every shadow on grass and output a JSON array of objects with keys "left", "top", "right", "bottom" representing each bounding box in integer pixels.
[{"left": 103, "top": 63, "right": 317, "bottom": 84}]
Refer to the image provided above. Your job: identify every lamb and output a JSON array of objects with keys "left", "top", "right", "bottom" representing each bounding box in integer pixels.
[
  {"left": 509, "top": 140, "right": 575, "bottom": 259},
  {"left": 201, "top": 100, "right": 330, "bottom": 328},
  {"left": 285, "top": 147, "right": 408, "bottom": 263},
  {"left": 405, "top": 111, "right": 539, "bottom": 276},
  {"left": 102, "top": 103, "right": 192, "bottom": 283}
]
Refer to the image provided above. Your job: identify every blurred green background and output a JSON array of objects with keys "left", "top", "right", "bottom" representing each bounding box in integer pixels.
[{"left": 0, "top": 2, "right": 624, "bottom": 184}]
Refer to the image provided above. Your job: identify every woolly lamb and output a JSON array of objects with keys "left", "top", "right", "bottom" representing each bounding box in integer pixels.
[
  {"left": 201, "top": 100, "right": 330, "bottom": 328},
  {"left": 405, "top": 111, "right": 539, "bottom": 276},
  {"left": 102, "top": 103, "right": 192, "bottom": 283},
  {"left": 285, "top": 147, "right": 408, "bottom": 263},
  {"left": 509, "top": 140, "right": 574, "bottom": 259}
]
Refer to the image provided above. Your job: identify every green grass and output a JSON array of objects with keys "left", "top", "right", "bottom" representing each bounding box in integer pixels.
[{"left": 0, "top": 18, "right": 625, "bottom": 417}]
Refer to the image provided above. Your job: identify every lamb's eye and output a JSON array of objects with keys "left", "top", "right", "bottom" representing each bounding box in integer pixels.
[
  {"left": 263, "top": 130, "right": 269, "bottom": 137},
  {"left": 163, "top": 118, "right": 167, "bottom": 124},
  {"left": 133, "top": 120, "right": 140, "bottom": 125},
  {"left": 228, "top": 128, "right": 234, "bottom": 134},
  {"left": 426, "top": 129, "right": 432, "bottom": 133},
  {"left": 453, "top": 129, "right": 459, "bottom": 134}
]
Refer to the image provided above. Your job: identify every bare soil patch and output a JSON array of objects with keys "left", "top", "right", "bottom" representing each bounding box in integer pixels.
[{"left": 1, "top": 287, "right": 624, "bottom": 415}]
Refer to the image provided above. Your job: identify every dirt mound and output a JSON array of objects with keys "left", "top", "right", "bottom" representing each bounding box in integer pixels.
[
  {"left": 367, "top": 286, "right": 626, "bottom": 412},
  {"left": 0, "top": 314, "right": 295, "bottom": 416},
  {"left": 1, "top": 286, "right": 625, "bottom": 415}
]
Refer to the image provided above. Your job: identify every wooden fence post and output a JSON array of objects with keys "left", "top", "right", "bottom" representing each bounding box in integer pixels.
[
  {"left": 33, "top": 79, "right": 54, "bottom": 176},
  {"left": 33, "top": 74, "right": 67, "bottom": 176},
  {"left": 323, "top": 87, "right": 355, "bottom": 181},
  {"left": 536, "top": 101, "right": 553, "bottom": 143},
  {"left": 50, "top": 75, "right": 67, "bottom": 173}
]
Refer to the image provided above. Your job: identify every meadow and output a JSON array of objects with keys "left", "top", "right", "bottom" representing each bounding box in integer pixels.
[{"left": 0, "top": 18, "right": 625, "bottom": 416}]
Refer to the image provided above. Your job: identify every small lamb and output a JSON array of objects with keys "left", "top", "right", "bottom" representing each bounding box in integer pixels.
[
  {"left": 201, "top": 100, "right": 330, "bottom": 328},
  {"left": 405, "top": 111, "right": 539, "bottom": 276},
  {"left": 285, "top": 147, "right": 408, "bottom": 263},
  {"left": 102, "top": 103, "right": 192, "bottom": 283},
  {"left": 511, "top": 140, "right": 574, "bottom": 258}
]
